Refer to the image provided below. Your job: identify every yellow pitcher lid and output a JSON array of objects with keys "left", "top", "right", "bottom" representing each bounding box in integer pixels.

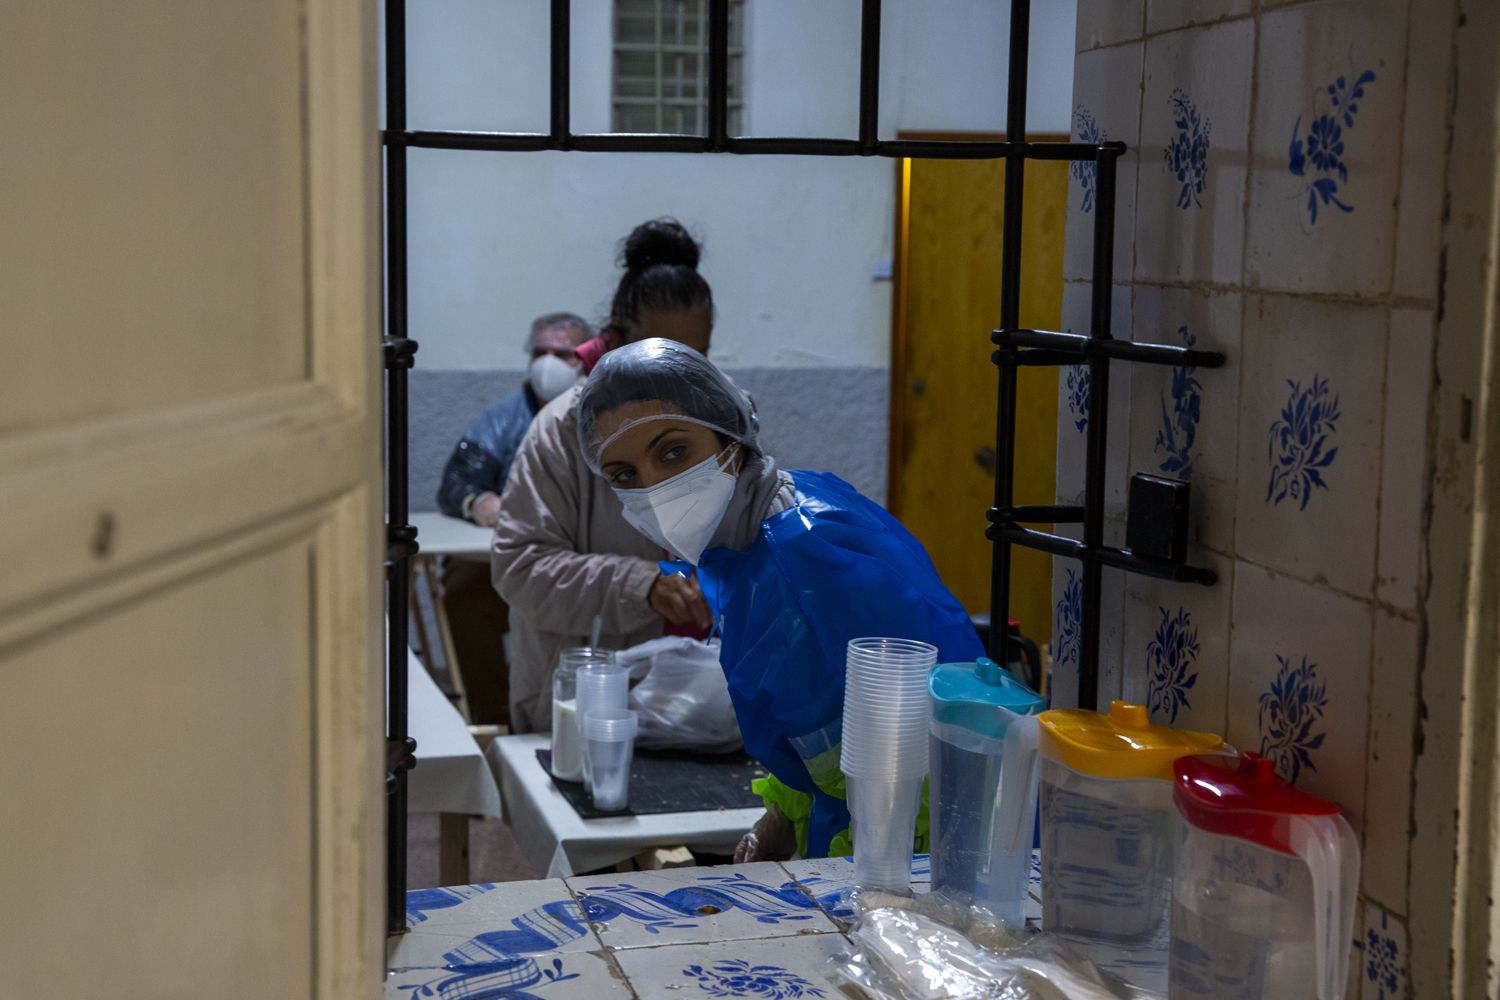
[{"left": 1037, "top": 700, "right": 1227, "bottom": 780}]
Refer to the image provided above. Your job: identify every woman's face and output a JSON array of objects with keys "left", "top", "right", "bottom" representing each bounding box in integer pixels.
[
  {"left": 628, "top": 308, "right": 712, "bottom": 356},
  {"left": 598, "top": 402, "right": 728, "bottom": 490}
]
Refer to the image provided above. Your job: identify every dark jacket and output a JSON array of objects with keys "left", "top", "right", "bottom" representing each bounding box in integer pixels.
[{"left": 436, "top": 385, "right": 541, "bottom": 519}]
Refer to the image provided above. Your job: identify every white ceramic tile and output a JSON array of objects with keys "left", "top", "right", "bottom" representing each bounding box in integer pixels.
[
  {"left": 782, "top": 854, "right": 931, "bottom": 924},
  {"left": 1129, "top": 285, "right": 1243, "bottom": 555},
  {"left": 1057, "top": 282, "right": 1134, "bottom": 510},
  {"left": 386, "top": 949, "right": 629, "bottom": 999},
  {"left": 1049, "top": 551, "right": 1082, "bottom": 707},
  {"left": 1234, "top": 295, "right": 1386, "bottom": 599},
  {"left": 1360, "top": 902, "right": 1410, "bottom": 1000},
  {"left": 1377, "top": 308, "right": 1433, "bottom": 612},
  {"left": 1065, "top": 43, "right": 1143, "bottom": 284},
  {"left": 1134, "top": 19, "right": 1255, "bottom": 285},
  {"left": 1227, "top": 562, "right": 1372, "bottom": 834},
  {"left": 612, "top": 932, "right": 849, "bottom": 1000},
  {"left": 1047, "top": 532, "right": 1128, "bottom": 712},
  {"left": 1146, "top": 0, "right": 1251, "bottom": 35},
  {"left": 1077, "top": 0, "right": 1145, "bottom": 51},
  {"left": 395, "top": 879, "right": 598, "bottom": 958},
  {"left": 1393, "top": 0, "right": 1455, "bottom": 302},
  {"left": 566, "top": 863, "right": 837, "bottom": 950},
  {"left": 1121, "top": 550, "right": 1233, "bottom": 738},
  {"left": 1244, "top": 2, "right": 1408, "bottom": 297},
  {"left": 1361, "top": 611, "right": 1417, "bottom": 913}
]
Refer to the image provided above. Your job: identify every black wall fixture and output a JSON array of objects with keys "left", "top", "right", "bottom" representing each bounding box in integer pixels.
[{"left": 380, "top": 0, "right": 1220, "bottom": 936}]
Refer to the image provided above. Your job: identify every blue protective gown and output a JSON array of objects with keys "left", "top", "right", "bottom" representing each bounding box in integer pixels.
[{"left": 696, "top": 470, "right": 983, "bottom": 857}]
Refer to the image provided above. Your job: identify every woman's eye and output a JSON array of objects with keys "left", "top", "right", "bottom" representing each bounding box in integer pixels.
[
  {"left": 609, "top": 468, "right": 637, "bottom": 486},
  {"left": 662, "top": 445, "right": 686, "bottom": 464}
]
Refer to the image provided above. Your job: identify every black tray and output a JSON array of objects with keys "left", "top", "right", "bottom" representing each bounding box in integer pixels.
[{"left": 536, "top": 747, "right": 767, "bottom": 819}]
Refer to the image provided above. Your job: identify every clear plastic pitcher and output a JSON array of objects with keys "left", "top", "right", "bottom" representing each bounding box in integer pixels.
[
  {"left": 927, "top": 656, "right": 1044, "bottom": 928},
  {"left": 1037, "top": 701, "right": 1229, "bottom": 989},
  {"left": 1169, "top": 752, "right": 1358, "bottom": 1000}
]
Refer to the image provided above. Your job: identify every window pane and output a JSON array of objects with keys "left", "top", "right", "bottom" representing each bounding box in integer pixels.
[
  {"left": 615, "top": 9, "right": 657, "bottom": 45},
  {"left": 614, "top": 104, "right": 658, "bottom": 132},
  {"left": 663, "top": 53, "right": 699, "bottom": 99},
  {"left": 610, "top": 0, "right": 744, "bottom": 136}
]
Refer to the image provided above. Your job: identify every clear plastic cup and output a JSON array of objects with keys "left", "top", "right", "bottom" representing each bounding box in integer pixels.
[
  {"left": 585, "top": 709, "right": 638, "bottom": 812},
  {"left": 573, "top": 650, "right": 625, "bottom": 790},
  {"left": 848, "top": 772, "right": 926, "bottom": 894},
  {"left": 841, "top": 637, "right": 935, "bottom": 781}
]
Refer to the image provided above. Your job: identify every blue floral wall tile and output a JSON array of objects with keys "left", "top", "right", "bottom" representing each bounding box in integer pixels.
[
  {"left": 1265, "top": 374, "right": 1341, "bottom": 511},
  {"left": 1064, "top": 44, "right": 1142, "bottom": 284},
  {"left": 1227, "top": 562, "right": 1371, "bottom": 835},
  {"left": 1121, "top": 554, "right": 1231, "bottom": 736},
  {"left": 1234, "top": 295, "right": 1383, "bottom": 599},
  {"left": 1146, "top": 606, "right": 1201, "bottom": 724},
  {"left": 1048, "top": 536, "right": 1129, "bottom": 711},
  {"left": 1362, "top": 612, "right": 1418, "bottom": 914},
  {"left": 1360, "top": 903, "right": 1408, "bottom": 1000},
  {"left": 389, "top": 880, "right": 601, "bottom": 972},
  {"left": 386, "top": 949, "right": 627, "bottom": 1000},
  {"left": 1057, "top": 282, "right": 1134, "bottom": 510},
  {"left": 564, "top": 863, "right": 837, "bottom": 950},
  {"left": 1245, "top": 4, "right": 1405, "bottom": 296},
  {"left": 1135, "top": 19, "right": 1254, "bottom": 285},
  {"left": 1128, "top": 286, "right": 1241, "bottom": 556},
  {"left": 611, "top": 933, "right": 848, "bottom": 1000}
]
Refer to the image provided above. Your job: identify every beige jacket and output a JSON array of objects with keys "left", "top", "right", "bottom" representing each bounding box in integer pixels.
[{"left": 491, "top": 386, "right": 664, "bottom": 733}]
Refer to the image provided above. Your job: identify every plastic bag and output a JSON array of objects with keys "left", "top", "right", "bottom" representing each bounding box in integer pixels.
[
  {"left": 618, "top": 635, "right": 743, "bottom": 753},
  {"left": 831, "top": 895, "right": 1147, "bottom": 1000}
]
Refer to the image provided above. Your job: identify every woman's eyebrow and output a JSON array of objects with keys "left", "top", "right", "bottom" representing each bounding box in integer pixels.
[{"left": 646, "top": 427, "right": 678, "bottom": 451}]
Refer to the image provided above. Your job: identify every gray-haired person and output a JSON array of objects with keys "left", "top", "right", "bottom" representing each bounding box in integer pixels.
[{"left": 434, "top": 311, "right": 591, "bottom": 725}]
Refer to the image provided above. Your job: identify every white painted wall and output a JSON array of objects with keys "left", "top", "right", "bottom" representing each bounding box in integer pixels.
[{"left": 400, "top": 0, "right": 1076, "bottom": 371}]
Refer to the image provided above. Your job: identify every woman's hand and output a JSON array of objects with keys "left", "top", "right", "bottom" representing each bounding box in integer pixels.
[
  {"left": 734, "top": 806, "right": 797, "bottom": 864},
  {"left": 649, "top": 573, "right": 712, "bottom": 629}
]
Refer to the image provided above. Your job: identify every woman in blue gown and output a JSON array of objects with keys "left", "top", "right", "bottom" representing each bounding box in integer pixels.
[{"left": 575, "top": 338, "right": 982, "bottom": 859}]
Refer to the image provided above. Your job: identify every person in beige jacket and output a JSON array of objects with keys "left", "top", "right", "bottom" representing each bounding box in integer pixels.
[{"left": 492, "top": 218, "right": 716, "bottom": 731}]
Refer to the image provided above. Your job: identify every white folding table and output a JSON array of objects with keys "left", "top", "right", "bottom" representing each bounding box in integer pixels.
[
  {"left": 487, "top": 733, "right": 764, "bottom": 878},
  {"left": 407, "top": 512, "right": 495, "bottom": 719},
  {"left": 405, "top": 647, "right": 502, "bottom": 884}
]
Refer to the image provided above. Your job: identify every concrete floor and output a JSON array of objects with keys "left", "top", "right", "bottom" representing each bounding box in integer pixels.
[{"left": 406, "top": 813, "right": 538, "bottom": 889}]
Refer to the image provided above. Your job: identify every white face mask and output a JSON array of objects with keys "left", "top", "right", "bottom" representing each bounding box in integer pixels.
[
  {"left": 612, "top": 446, "right": 738, "bottom": 565},
  {"left": 528, "top": 353, "right": 581, "bottom": 403}
]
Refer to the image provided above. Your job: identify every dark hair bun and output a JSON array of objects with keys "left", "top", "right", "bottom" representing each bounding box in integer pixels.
[{"left": 621, "top": 217, "right": 700, "bottom": 272}]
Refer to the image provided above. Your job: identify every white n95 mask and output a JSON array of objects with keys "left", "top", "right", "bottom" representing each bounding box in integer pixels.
[
  {"left": 612, "top": 447, "right": 738, "bottom": 565},
  {"left": 528, "top": 353, "right": 581, "bottom": 403}
]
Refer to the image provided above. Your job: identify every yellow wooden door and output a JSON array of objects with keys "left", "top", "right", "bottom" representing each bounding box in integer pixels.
[
  {"left": 0, "top": 3, "right": 384, "bottom": 996},
  {"left": 891, "top": 154, "right": 1067, "bottom": 646}
]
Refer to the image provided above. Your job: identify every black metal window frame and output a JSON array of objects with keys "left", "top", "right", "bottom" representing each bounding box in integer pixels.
[{"left": 380, "top": 0, "right": 1220, "bottom": 935}]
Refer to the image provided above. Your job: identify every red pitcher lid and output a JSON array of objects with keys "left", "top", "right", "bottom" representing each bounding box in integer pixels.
[{"left": 1173, "top": 752, "right": 1340, "bottom": 855}]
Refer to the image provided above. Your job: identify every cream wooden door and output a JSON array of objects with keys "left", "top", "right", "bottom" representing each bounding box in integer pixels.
[{"left": 0, "top": 4, "right": 384, "bottom": 997}]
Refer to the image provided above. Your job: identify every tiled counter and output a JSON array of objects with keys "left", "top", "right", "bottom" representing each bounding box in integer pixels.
[{"left": 388, "top": 854, "right": 1042, "bottom": 998}]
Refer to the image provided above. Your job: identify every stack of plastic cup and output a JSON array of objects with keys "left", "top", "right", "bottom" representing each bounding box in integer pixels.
[
  {"left": 572, "top": 649, "right": 626, "bottom": 790},
  {"left": 585, "top": 709, "right": 638, "bottom": 811},
  {"left": 840, "top": 637, "right": 938, "bottom": 894}
]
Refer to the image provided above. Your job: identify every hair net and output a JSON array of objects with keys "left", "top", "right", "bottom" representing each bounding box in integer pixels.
[{"left": 576, "top": 338, "right": 758, "bottom": 473}]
